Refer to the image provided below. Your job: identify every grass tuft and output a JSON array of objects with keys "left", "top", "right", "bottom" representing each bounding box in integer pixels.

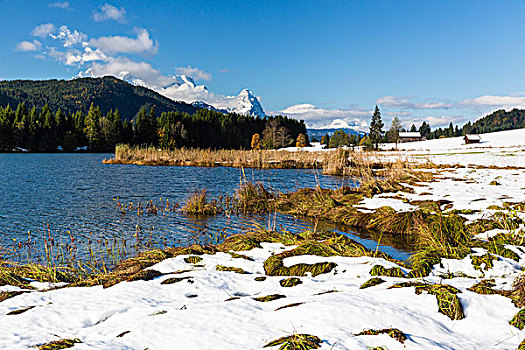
[
  {"left": 37, "top": 338, "right": 82, "bottom": 350},
  {"left": 236, "top": 181, "right": 275, "bottom": 213},
  {"left": 254, "top": 294, "right": 286, "bottom": 302},
  {"left": 0, "top": 291, "right": 29, "bottom": 303},
  {"left": 279, "top": 277, "right": 303, "bottom": 287},
  {"left": 355, "top": 328, "right": 407, "bottom": 344},
  {"left": 263, "top": 333, "right": 322, "bottom": 349},
  {"left": 126, "top": 269, "right": 164, "bottom": 282},
  {"left": 471, "top": 253, "right": 497, "bottom": 272},
  {"left": 184, "top": 256, "right": 203, "bottom": 264},
  {"left": 467, "top": 279, "right": 499, "bottom": 295},
  {"left": 510, "top": 309, "right": 525, "bottom": 329},
  {"left": 182, "top": 189, "right": 221, "bottom": 215},
  {"left": 275, "top": 302, "right": 304, "bottom": 311},
  {"left": 390, "top": 282, "right": 464, "bottom": 320},
  {"left": 161, "top": 276, "right": 193, "bottom": 285},
  {"left": 216, "top": 265, "right": 248, "bottom": 274},
  {"left": 7, "top": 305, "right": 35, "bottom": 315},
  {"left": 360, "top": 277, "right": 385, "bottom": 289},
  {"left": 369, "top": 265, "right": 405, "bottom": 278}
]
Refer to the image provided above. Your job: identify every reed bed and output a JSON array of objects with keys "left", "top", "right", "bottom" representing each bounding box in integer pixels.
[{"left": 104, "top": 144, "right": 429, "bottom": 177}]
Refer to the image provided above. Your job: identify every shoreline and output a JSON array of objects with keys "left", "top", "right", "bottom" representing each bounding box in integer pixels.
[{"left": 2, "top": 129, "right": 525, "bottom": 349}]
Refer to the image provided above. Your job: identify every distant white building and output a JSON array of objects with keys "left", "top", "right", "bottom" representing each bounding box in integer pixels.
[
  {"left": 464, "top": 134, "right": 481, "bottom": 144},
  {"left": 398, "top": 132, "right": 425, "bottom": 143}
]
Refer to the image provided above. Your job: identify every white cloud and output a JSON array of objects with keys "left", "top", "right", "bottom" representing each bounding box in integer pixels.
[
  {"left": 63, "top": 47, "right": 108, "bottom": 65},
  {"left": 175, "top": 66, "right": 212, "bottom": 81},
  {"left": 75, "top": 57, "right": 252, "bottom": 112},
  {"left": 49, "top": 1, "right": 70, "bottom": 9},
  {"left": 92, "top": 3, "right": 126, "bottom": 22},
  {"left": 409, "top": 115, "right": 465, "bottom": 129},
  {"left": 460, "top": 95, "right": 525, "bottom": 109},
  {"left": 50, "top": 25, "right": 87, "bottom": 47},
  {"left": 90, "top": 29, "right": 158, "bottom": 55},
  {"left": 376, "top": 96, "right": 453, "bottom": 110},
  {"left": 31, "top": 23, "right": 56, "bottom": 38},
  {"left": 76, "top": 57, "right": 175, "bottom": 87},
  {"left": 16, "top": 40, "right": 41, "bottom": 52},
  {"left": 272, "top": 103, "right": 371, "bottom": 130}
]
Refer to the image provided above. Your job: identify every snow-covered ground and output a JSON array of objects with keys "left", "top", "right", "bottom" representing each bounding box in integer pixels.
[
  {"left": 381, "top": 128, "right": 525, "bottom": 167},
  {"left": 2, "top": 128, "right": 525, "bottom": 349},
  {"left": 2, "top": 243, "right": 524, "bottom": 349},
  {"left": 362, "top": 129, "right": 525, "bottom": 218}
]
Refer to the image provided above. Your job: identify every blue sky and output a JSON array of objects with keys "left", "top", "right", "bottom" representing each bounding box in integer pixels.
[{"left": 2, "top": 0, "right": 525, "bottom": 129}]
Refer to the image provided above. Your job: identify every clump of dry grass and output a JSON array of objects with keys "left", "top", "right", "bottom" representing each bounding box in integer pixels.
[
  {"left": 161, "top": 276, "right": 193, "bottom": 284},
  {"left": 263, "top": 333, "right": 322, "bottom": 349},
  {"left": 359, "top": 277, "right": 385, "bottom": 289},
  {"left": 37, "top": 338, "right": 82, "bottom": 350},
  {"left": 262, "top": 232, "right": 390, "bottom": 277},
  {"left": 182, "top": 189, "right": 222, "bottom": 215},
  {"left": 510, "top": 274, "right": 525, "bottom": 308},
  {"left": 105, "top": 144, "right": 433, "bottom": 183},
  {"left": 254, "top": 294, "right": 286, "bottom": 302},
  {"left": 510, "top": 308, "right": 525, "bottom": 329},
  {"left": 236, "top": 181, "right": 275, "bottom": 213},
  {"left": 184, "top": 256, "right": 203, "bottom": 264},
  {"left": 470, "top": 253, "right": 497, "bottom": 272},
  {"left": 408, "top": 212, "right": 471, "bottom": 278},
  {"left": 355, "top": 328, "right": 407, "bottom": 344},
  {"left": 216, "top": 265, "right": 248, "bottom": 274},
  {"left": 126, "top": 269, "right": 164, "bottom": 282},
  {"left": 0, "top": 262, "right": 82, "bottom": 288},
  {"left": 279, "top": 277, "right": 303, "bottom": 287},
  {"left": 389, "top": 282, "right": 464, "bottom": 320},
  {"left": 369, "top": 265, "right": 405, "bottom": 278},
  {"left": 7, "top": 305, "right": 35, "bottom": 315},
  {"left": 467, "top": 279, "right": 500, "bottom": 295}
]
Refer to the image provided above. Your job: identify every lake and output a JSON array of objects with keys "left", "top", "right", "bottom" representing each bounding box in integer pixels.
[{"left": 0, "top": 153, "right": 410, "bottom": 265}]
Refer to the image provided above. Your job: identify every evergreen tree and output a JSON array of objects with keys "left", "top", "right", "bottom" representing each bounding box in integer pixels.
[
  {"left": 369, "top": 105, "right": 384, "bottom": 150},
  {"left": 419, "top": 121, "right": 431, "bottom": 139},
  {"left": 329, "top": 130, "right": 350, "bottom": 148},
  {"left": 388, "top": 116, "right": 402, "bottom": 147},
  {"left": 84, "top": 103, "right": 101, "bottom": 150}
]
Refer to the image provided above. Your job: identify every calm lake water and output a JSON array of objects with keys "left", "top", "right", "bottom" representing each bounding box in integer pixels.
[{"left": 0, "top": 153, "right": 410, "bottom": 264}]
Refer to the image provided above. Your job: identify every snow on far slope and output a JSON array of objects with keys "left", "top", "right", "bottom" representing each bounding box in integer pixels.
[
  {"left": 385, "top": 128, "right": 525, "bottom": 151},
  {"left": 381, "top": 128, "right": 525, "bottom": 167}
]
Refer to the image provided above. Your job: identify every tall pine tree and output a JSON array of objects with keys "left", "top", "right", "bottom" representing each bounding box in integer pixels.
[{"left": 369, "top": 105, "right": 384, "bottom": 150}]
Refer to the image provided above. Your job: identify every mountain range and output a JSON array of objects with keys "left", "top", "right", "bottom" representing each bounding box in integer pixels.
[
  {"left": 0, "top": 75, "right": 266, "bottom": 120},
  {"left": 125, "top": 74, "right": 265, "bottom": 117},
  {"left": 0, "top": 76, "right": 197, "bottom": 119}
]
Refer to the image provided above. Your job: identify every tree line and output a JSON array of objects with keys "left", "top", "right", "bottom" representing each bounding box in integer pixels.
[
  {"left": 0, "top": 102, "right": 307, "bottom": 152},
  {"left": 320, "top": 106, "right": 525, "bottom": 150}
]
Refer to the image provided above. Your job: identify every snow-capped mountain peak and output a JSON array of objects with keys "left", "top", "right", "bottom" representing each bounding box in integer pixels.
[
  {"left": 220, "top": 89, "right": 264, "bottom": 117},
  {"left": 163, "top": 75, "right": 200, "bottom": 89},
  {"left": 109, "top": 71, "right": 266, "bottom": 117}
]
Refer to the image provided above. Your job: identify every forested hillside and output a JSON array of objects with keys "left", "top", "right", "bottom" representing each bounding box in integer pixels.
[
  {"left": 0, "top": 76, "right": 197, "bottom": 119},
  {"left": 0, "top": 102, "right": 307, "bottom": 152},
  {"left": 464, "top": 108, "right": 525, "bottom": 134},
  {"left": 402, "top": 109, "right": 525, "bottom": 141}
]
